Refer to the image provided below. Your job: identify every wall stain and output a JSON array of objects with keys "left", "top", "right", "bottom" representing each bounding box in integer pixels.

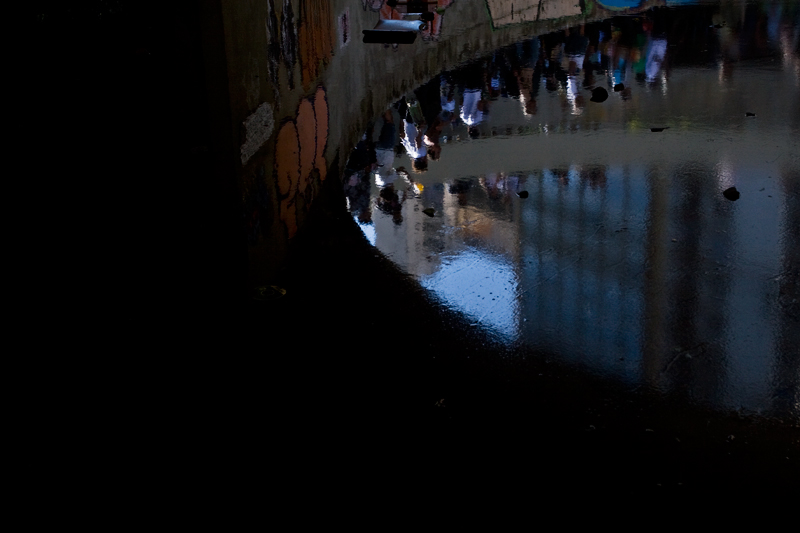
[{"left": 240, "top": 101, "right": 275, "bottom": 165}]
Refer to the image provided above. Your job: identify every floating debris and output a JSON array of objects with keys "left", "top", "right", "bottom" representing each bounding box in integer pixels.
[
  {"left": 746, "top": 112, "right": 756, "bottom": 117},
  {"left": 723, "top": 186, "right": 740, "bottom": 201},
  {"left": 422, "top": 208, "right": 436, "bottom": 217},
  {"left": 650, "top": 127, "right": 670, "bottom": 132},
  {"left": 590, "top": 87, "right": 608, "bottom": 103},
  {"left": 517, "top": 191, "right": 529, "bottom": 198}
]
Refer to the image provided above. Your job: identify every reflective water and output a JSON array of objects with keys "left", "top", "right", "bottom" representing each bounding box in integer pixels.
[{"left": 345, "top": 1, "right": 800, "bottom": 417}]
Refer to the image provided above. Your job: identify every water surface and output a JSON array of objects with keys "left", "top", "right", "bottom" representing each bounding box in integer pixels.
[{"left": 344, "top": 0, "right": 800, "bottom": 417}]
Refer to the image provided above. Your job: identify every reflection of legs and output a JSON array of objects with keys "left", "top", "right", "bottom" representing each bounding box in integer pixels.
[
  {"left": 395, "top": 96, "right": 409, "bottom": 122},
  {"left": 376, "top": 110, "right": 397, "bottom": 152},
  {"left": 377, "top": 184, "right": 404, "bottom": 224}
]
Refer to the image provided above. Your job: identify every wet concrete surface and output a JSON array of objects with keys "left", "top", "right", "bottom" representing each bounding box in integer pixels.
[
  {"left": 251, "top": 169, "right": 799, "bottom": 502},
  {"left": 256, "top": 1, "right": 800, "bottom": 501}
]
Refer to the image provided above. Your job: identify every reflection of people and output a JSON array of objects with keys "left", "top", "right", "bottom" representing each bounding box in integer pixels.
[
  {"left": 345, "top": 125, "right": 376, "bottom": 177},
  {"left": 423, "top": 109, "right": 452, "bottom": 162},
  {"left": 345, "top": 168, "right": 373, "bottom": 224},
  {"left": 451, "top": 61, "right": 490, "bottom": 139},
  {"left": 482, "top": 172, "right": 506, "bottom": 200},
  {"left": 377, "top": 183, "right": 404, "bottom": 224},
  {"left": 448, "top": 177, "right": 472, "bottom": 207},
  {"left": 580, "top": 166, "right": 607, "bottom": 190},
  {"left": 497, "top": 37, "right": 542, "bottom": 116},
  {"left": 414, "top": 75, "right": 444, "bottom": 129},
  {"left": 460, "top": 89, "right": 485, "bottom": 128},
  {"left": 562, "top": 26, "right": 588, "bottom": 114},
  {"left": 374, "top": 109, "right": 398, "bottom": 183},
  {"left": 400, "top": 107, "right": 428, "bottom": 173},
  {"left": 376, "top": 168, "right": 414, "bottom": 225},
  {"left": 441, "top": 75, "right": 456, "bottom": 114},
  {"left": 645, "top": 37, "right": 668, "bottom": 83},
  {"left": 518, "top": 40, "right": 542, "bottom": 115},
  {"left": 421, "top": 0, "right": 454, "bottom": 42},
  {"left": 344, "top": 126, "right": 378, "bottom": 224},
  {"left": 542, "top": 31, "right": 568, "bottom": 94},
  {"left": 563, "top": 26, "right": 588, "bottom": 73},
  {"left": 373, "top": 104, "right": 418, "bottom": 224}
]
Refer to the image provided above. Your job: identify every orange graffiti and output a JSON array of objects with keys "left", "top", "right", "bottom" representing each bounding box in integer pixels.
[
  {"left": 280, "top": 198, "right": 298, "bottom": 238},
  {"left": 299, "top": 0, "right": 334, "bottom": 90},
  {"left": 274, "top": 86, "right": 329, "bottom": 239},
  {"left": 313, "top": 86, "right": 328, "bottom": 181},
  {"left": 297, "top": 98, "right": 316, "bottom": 198},
  {"left": 275, "top": 121, "right": 300, "bottom": 197}
]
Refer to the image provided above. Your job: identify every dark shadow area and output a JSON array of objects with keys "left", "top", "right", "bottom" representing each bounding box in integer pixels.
[
  {"left": 243, "top": 164, "right": 799, "bottom": 503},
  {"left": 33, "top": 1, "right": 799, "bottom": 509}
]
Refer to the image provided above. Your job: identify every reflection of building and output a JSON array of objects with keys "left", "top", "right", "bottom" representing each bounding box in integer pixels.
[
  {"left": 642, "top": 161, "right": 734, "bottom": 406},
  {"left": 518, "top": 165, "right": 645, "bottom": 379},
  {"left": 364, "top": 142, "right": 798, "bottom": 412}
]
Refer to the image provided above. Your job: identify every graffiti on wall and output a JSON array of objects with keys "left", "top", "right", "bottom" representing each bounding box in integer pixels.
[
  {"left": 299, "top": 0, "right": 335, "bottom": 90},
  {"left": 281, "top": 0, "right": 298, "bottom": 89},
  {"left": 266, "top": 0, "right": 334, "bottom": 96},
  {"left": 266, "top": 0, "right": 281, "bottom": 88},
  {"left": 274, "top": 86, "right": 329, "bottom": 238},
  {"left": 485, "top": 0, "right": 584, "bottom": 27},
  {"left": 252, "top": 1, "right": 334, "bottom": 243}
]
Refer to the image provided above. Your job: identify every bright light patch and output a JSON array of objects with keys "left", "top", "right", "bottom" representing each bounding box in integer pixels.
[
  {"left": 421, "top": 248, "right": 519, "bottom": 340},
  {"left": 358, "top": 221, "right": 376, "bottom": 246}
]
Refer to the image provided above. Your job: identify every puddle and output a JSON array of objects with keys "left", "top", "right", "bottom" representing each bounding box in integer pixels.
[{"left": 343, "top": 1, "right": 800, "bottom": 417}]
